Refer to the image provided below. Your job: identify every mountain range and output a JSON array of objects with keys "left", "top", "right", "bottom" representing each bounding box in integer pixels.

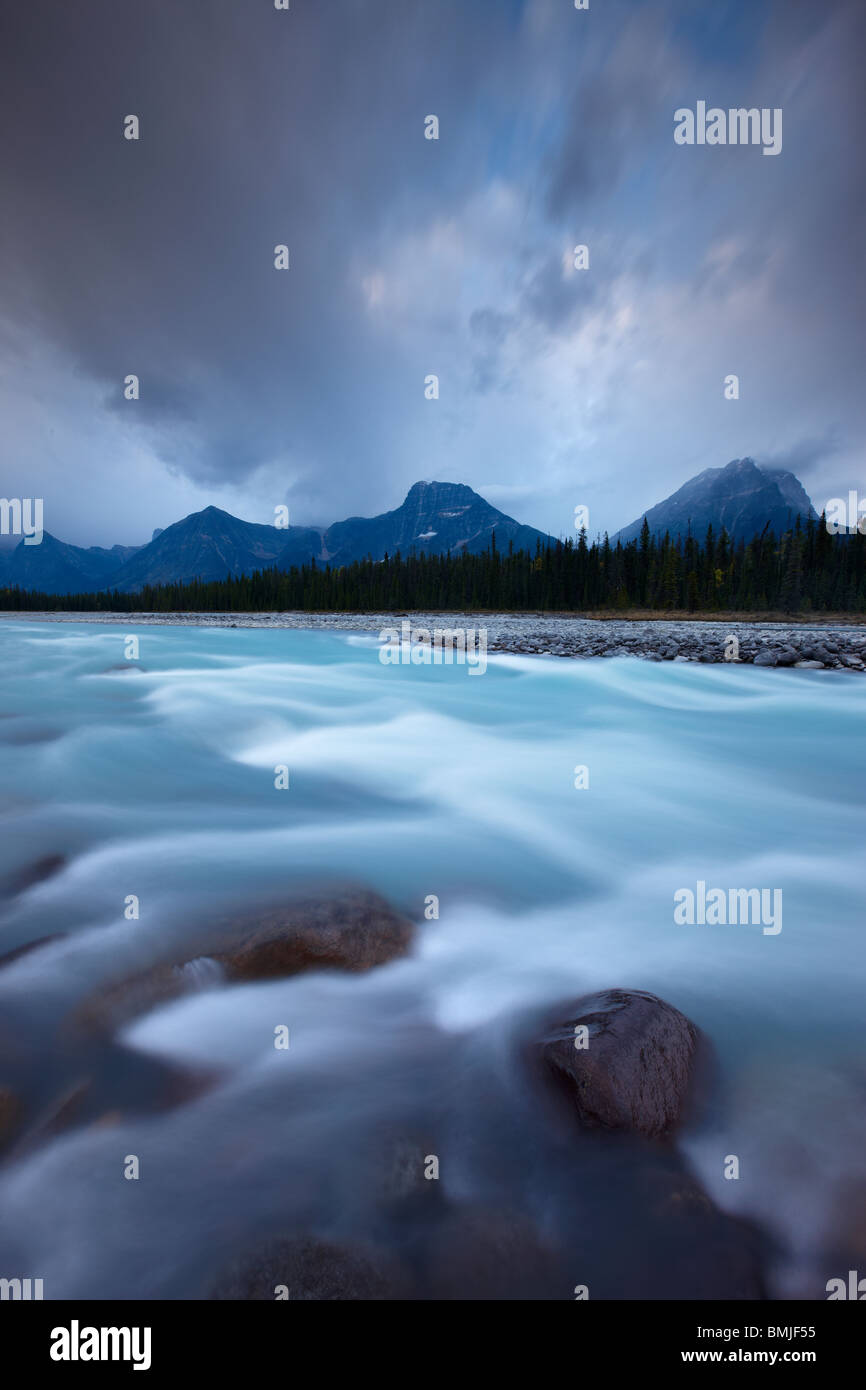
[
  {"left": 0, "top": 481, "right": 551, "bottom": 595},
  {"left": 0, "top": 463, "right": 817, "bottom": 595}
]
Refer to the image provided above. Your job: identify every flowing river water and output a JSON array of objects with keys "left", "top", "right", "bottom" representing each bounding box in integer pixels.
[{"left": 0, "top": 620, "right": 863, "bottom": 1299}]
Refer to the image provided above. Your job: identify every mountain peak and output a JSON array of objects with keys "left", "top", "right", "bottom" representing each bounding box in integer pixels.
[
  {"left": 404, "top": 480, "right": 477, "bottom": 501},
  {"left": 613, "top": 458, "right": 817, "bottom": 545}
]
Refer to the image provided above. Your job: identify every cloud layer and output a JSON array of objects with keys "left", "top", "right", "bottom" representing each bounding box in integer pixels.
[{"left": 1, "top": 0, "right": 864, "bottom": 546}]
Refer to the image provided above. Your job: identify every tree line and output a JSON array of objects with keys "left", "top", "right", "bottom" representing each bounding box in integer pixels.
[{"left": 2, "top": 515, "right": 864, "bottom": 614}]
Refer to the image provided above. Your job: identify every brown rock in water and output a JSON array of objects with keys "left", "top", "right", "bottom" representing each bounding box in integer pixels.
[
  {"left": 74, "top": 891, "right": 413, "bottom": 1036},
  {"left": 75, "top": 963, "right": 191, "bottom": 1035},
  {"left": 214, "top": 890, "right": 415, "bottom": 982},
  {"left": 538, "top": 988, "right": 701, "bottom": 1140}
]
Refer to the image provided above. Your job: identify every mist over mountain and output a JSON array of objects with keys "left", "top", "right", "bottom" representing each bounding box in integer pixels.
[{"left": 612, "top": 459, "right": 817, "bottom": 546}]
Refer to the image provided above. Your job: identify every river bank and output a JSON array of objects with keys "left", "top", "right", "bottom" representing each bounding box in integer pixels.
[{"left": 2, "top": 611, "right": 865, "bottom": 668}]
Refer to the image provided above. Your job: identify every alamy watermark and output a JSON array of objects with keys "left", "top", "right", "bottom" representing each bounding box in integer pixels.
[
  {"left": 674, "top": 103, "right": 782, "bottom": 156},
  {"left": 826, "top": 1270, "right": 866, "bottom": 1300},
  {"left": 674, "top": 880, "right": 782, "bottom": 935},
  {"left": 378, "top": 620, "right": 487, "bottom": 675},
  {"left": 50, "top": 1321, "right": 152, "bottom": 1371},
  {"left": 1, "top": 1276, "right": 44, "bottom": 1299},
  {"left": 825, "top": 492, "right": 866, "bottom": 534},
  {"left": 0, "top": 497, "right": 43, "bottom": 545}
]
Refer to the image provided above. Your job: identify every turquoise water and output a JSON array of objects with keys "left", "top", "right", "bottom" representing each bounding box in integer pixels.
[{"left": 0, "top": 620, "right": 864, "bottom": 1297}]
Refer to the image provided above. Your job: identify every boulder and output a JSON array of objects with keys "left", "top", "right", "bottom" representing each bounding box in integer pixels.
[
  {"left": 75, "top": 962, "right": 201, "bottom": 1035},
  {"left": 4, "top": 1044, "right": 220, "bottom": 1161},
  {"left": 214, "top": 890, "right": 415, "bottom": 983},
  {"left": 420, "top": 1205, "right": 564, "bottom": 1300},
  {"left": 538, "top": 988, "right": 701, "bottom": 1140},
  {"left": 632, "top": 1155, "right": 768, "bottom": 1299},
  {"left": 75, "top": 891, "right": 415, "bottom": 1035}
]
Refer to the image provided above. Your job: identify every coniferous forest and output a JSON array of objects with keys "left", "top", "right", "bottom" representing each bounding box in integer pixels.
[{"left": 2, "top": 516, "right": 865, "bottom": 615}]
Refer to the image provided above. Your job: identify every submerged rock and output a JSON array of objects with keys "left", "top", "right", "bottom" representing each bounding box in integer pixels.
[
  {"left": 630, "top": 1150, "right": 768, "bottom": 1299},
  {"left": 2, "top": 1043, "right": 220, "bottom": 1162},
  {"left": 420, "top": 1205, "right": 564, "bottom": 1300},
  {"left": 537, "top": 988, "right": 701, "bottom": 1140},
  {"left": 207, "top": 1235, "right": 405, "bottom": 1300},
  {"left": 74, "top": 963, "right": 191, "bottom": 1035},
  {"left": 75, "top": 890, "right": 415, "bottom": 1036},
  {"left": 213, "top": 890, "right": 415, "bottom": 982}
]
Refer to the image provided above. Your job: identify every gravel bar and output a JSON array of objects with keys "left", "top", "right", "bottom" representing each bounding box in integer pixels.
[{"left": 3, "top": 611, "right": 866, "bottom": 670}]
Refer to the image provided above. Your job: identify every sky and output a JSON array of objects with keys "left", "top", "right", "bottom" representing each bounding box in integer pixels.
[{"left": 1, "top": 0, "right": 864, "bottom": 548}]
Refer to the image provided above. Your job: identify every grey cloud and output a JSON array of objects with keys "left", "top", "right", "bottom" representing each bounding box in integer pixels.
[{"left": 0, "top": 0, "right": 863, "bottom": 547}]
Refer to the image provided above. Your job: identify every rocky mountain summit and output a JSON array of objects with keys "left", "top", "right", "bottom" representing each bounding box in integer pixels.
[{"left": 613, "top": 457, "right": 817, "bottom": 545}]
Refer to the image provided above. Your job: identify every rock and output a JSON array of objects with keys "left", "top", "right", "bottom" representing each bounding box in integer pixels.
[
  {"left": 421, "top": 1205, "right": 563, "bottom": 1300},
  {"left": 633, "top": 1156, "right": 768, "bottom": 1300},
  {"left": 774, "top": 648, "right": 798, "bottom": 667},
  {"left": 538, "top": 988, "right": 701, "bottom": 1140},
  {"left": 214, "top": 890, "right": 415, "bottom": 983},
  {"left": 5, "top": 1044, "right": 220, "bottom": 1160},
  {"left": 74, "top": 891, "right": 414, "bottom": 1035},
  {"left": 795, "top": 660, "right": 825, "bottom": 669},
  {"left": 207, "top": 1235, "right": 405, "bottom": 1300},
  {"left": 75, "top": 963, "right": 202, "bottom": 1035},
  {"left": 753, "top": 649, "right": 777, "bottom": 666}
]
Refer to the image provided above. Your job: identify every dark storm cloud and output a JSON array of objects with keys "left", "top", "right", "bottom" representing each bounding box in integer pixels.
[
  {"left": 469, "top": 307, "right": 517, "bottom": 394},
  {"left": 0, "top": 0, "right": 864, "bottom": 545},
  {"left": 0, "top": 0, "right": 519, "bottom": 514},
  {"left": 545, "top": 2, "right": 687, "bottom": 217},
  {"left": 520, "top": 249, "right": 600, "bottom": 332}
]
